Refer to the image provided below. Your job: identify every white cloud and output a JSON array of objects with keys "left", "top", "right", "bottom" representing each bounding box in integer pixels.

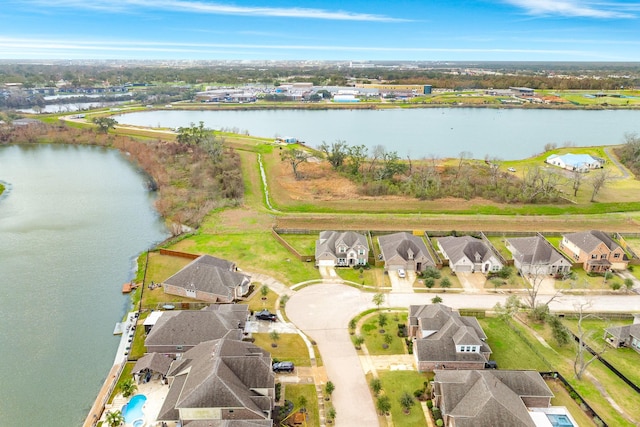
[
  {"left": 17, "top": 0, "right": 408, "bottom": 22},
  {"left": 503, "top": 0, "right": 636, "bottom": 18}
]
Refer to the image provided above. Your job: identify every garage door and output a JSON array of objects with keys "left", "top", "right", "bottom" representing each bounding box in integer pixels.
[
  {"left": 455, "top": 265, "right": 473, "bottom": 273},
  {"left": 317, "top": 259, "right": 334, "bottom": 267}
]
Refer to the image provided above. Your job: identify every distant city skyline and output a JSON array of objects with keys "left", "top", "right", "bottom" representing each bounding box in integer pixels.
[{"left": 1, "top": 0, "right": 639, "bottom": 61}]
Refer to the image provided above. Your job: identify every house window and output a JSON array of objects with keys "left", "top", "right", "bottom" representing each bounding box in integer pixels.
[
  {"left": 176, "top": 345, "right": 183, "bottom": 351},
  {"left": 591, "top": 254, "right": 597, "bottom": 259},
  {"left": 338, "top": 246, "right": 347, "bottom": 253},
  {"left": 466, "top": 346, "right": 471, "bottom": 352},
  {"left": 459, "top": 346, "right": 465, "bottom": 352},
  {"left": 614, "top": 253, "right": 621, "bottom": 259},
  {"left": 600, "top": 254, "right": 607, "bottom": 259},
  {"left": 337, "top": 258, "right": 346, "bottom": 265},
  {"left": 358, "top": 249, "right": 365, "bottom": 255}
]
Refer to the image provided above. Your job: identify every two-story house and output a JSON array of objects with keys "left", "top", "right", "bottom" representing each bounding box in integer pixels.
[
  {"left": 315, "top": 230, "right": 369, "bottom": 268},
  {"left": 559, "top": 230, "right": 628, "bottom": 272},
  {"left": 409, "top": 304, "right": 491, "bottom": 371}
]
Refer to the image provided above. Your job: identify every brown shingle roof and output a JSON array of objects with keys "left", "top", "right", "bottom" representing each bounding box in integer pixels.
[{"left": 131, "top": 352, "right": 173, "bottom": 376}]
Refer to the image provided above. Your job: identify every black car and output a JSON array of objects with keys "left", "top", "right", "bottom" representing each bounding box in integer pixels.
[
  {"left": 273, "top": 361, "right": 294, "bottom": 373},
  {"left": 255, "top": 310, "right": 277, "bottom": 321}
]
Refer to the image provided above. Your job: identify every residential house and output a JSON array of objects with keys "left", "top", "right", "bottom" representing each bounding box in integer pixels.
[
  {"left": 163, "top": 254, "right": 251, "bottom": 303},
  {"left": 409, "top": 304, "right": 491, "bottom": 371},
  {"left": 157, "top": 337, "right": 274, "bottom": 425},
  {"left": 432, "top": 369, "right": 556, "bottom": 427},
  {"left": 545, "top": 153, "right": 604, "bottom": 172},
  {"left": 560, "top": 230, "right": 628, "bottom": 272},
  {"left": 506, "top": 235, "right": 572, "bottom": 276},
  {"left": 131, "top": 352, "right": 173, "bottom": 383},
  {"left": 145, "top": 305, "right": 248, "bottom": 355},
  {"left": 315, "top": 230, "right": 369, "bottom": 267},
  {"left": 437, "top": 235, "right": 503, "bottom": 274},
  {"left": 604, "top": 321, "right": 640, "bottom": 354},
  {"left": 378, "top": 232, "right": 435, "bottom": 273}
]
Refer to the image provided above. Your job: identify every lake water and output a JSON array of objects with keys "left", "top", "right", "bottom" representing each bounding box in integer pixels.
[
  {"left": 114, "top": 108, "right": 640, "bottom": 159},
  {"left": 0, "top": 144, "right": 167, "bottom": 426}
]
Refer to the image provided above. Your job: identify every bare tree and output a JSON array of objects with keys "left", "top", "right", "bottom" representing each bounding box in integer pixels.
[
  {"left": 571, "top": 169, "right": 583, "bottom": 197},
  {"left": 455, "top": 151, "right": 472, "bottom": 181},
  {"left": 589, "top": 169, "right": 613, "bottom": 202},
  {"left": 522, "top": 263, "right": 562, "bottom": 311},
  {"left": 280, "top": 149, "right": 310, "bottom": 180},
  {"left": 573, "top": 301, "right": 607, "bottom": 380},
  {"left": 484, "top": 155, "right": 501, "bottom": 189}
]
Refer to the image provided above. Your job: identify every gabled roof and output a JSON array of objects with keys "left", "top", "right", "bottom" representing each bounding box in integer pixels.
[
  {"left": 378, "top": 232, "right": 435, "bottom": 266},
  {"left": 164, "top": 255, "right": 250, "bottom": 299},
  {"left": 145, "top": 307, "right": 247, "bottom": 348},
  {"left": 411, "top": 304, "right": 490, "bottom": 363},
  {"left": 563, "top": 230, "right": 622, "bottom": 253},
  {"left": 507, "top": 235, "right": 568, "bottom": 266},
  {"left": 158, "top": 338, "right": 274, "bottom": 422},
  {"left": 438, "top": 236, "right": 494, "bottom": 265},
  {"left": 315, "top": 230, "right": 367, "bottom": 258},
  {"left": 605, "top": 324, "right": 640, "bottom": 340},
  {"left": 132, "top": 352, "right": 173, "bottom": 376},
  {"left": 434, "top": 370, "right": 553, "bottom": 427},
  {"left": 184, "top": 421, "right": 273, "bottom": 427}
]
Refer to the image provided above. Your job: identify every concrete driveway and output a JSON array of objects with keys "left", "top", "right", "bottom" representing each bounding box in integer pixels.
[
  {"left": 388, "top": 269, "right": 416, "bottom": 292},
  {"left": 456, "top": 272, "right": 487, "bottom": 293}
]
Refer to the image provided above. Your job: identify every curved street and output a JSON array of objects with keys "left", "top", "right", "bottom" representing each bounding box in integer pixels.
[{"left": 286, "top": 282, "right": 640, "bottom": 427}]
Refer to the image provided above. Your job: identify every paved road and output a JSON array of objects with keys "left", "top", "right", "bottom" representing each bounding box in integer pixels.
[{"left": 286, "top": 283, "right": 640, "bottom": 427}]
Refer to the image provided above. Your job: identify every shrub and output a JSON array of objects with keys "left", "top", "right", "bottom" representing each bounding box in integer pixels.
[
  {"left": 440, "top": 276, "right": 451, "bottom": 289},
  {"left": 424, "top": 277, "right": 435, "bottom": 288},
  {"left": 424, "top": 267, "right": 441, "bottom": 279},
  {"left": 436, "top": 419, "right": 444, "bottom": 427}
]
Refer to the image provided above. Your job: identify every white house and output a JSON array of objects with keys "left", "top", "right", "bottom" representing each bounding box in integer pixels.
[{"left": 545, "top": 153, "right": 604, "bottom": 172}]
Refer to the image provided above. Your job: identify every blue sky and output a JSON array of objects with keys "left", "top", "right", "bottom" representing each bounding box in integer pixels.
[{"left": 1, "top": 0, "right": 639, "bottom": 61}]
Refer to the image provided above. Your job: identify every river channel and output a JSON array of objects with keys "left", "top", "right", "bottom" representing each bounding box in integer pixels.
[
  {"left": 0, "top": 144, "right": 167, "bottom": 426},
  {"left": 114, "top": 108, "right": 640, "bottom": 159}
]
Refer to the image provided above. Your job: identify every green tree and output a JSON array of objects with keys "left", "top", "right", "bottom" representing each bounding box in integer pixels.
[
  {"left": 353, "top": 335, "right": 365, "bottom": 349},
  {"left": 424, "top": 277, "right": 435, "bottom": 288},
  {"left": 440, "top": 276, "right": 451, "bottom": 290},
  {"left": 320, "top": 140, "right": 348, "bottom": 169},
  {"left": 327, "top": 407, "right": 336, "bottom": 423},
  {"left": 370, "top": 378, "right": 382, "bottom": 396},
  {"left": 324, "top": 381, "right": 335, "bottom": 401},
  {"left": 92, "top": 116, "right": 117, "bottom": 133},
  {"left": 624, "top": 278, "right": 634, "bottom": 293},
  {"left": 383, "top": 334, "right": 393, "bottom": 347},
  {"left": 269, "top": 330, "right": 280, "bottom": 348},
  {"left": 376, "top": 395, "right": 391, "bottom": 415},
  {"left": 372, "top": 292, "right": 385, "bottom": 309},
  {"left": 120, "top": 377, "right": 137, "bottom": 398},
  {"left": 399, "top": 391, "right": 416, "bottom": 414},
  {"left": 280, "top": 148, "right": 310, "bottom": 180},
  {"left": 347, "top": 144, "right": 368, "bottom": 176},
  {"left": 378, "top": 313, "right": 388, "bottom": 331},
  {"left": 297, "top": 395, "right": 308, "bottom": 413},
  {"left": 431, "top": 295, "right": 443, "bottom": 304},
  {"left": 260, "top": 285, "right": 269, "bottom": 299},
  {"left": 105, "top": 410, "right": 124, "bottom": 427}
]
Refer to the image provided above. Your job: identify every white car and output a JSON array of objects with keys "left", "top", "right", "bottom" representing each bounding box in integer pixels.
[
  {"left": 508, "top": 167, "right": 516, "bottom": 172},
  {"left": 397, "top": 268, "right": 406, "bottom": 278}
]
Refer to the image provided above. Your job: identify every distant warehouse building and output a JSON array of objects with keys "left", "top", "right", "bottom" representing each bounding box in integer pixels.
[
  {"left": 333, "top": 94, "right": 359, "bottom": 103},
  {"left": 357, "top": 84, "right": 432, "bottom": 95}
]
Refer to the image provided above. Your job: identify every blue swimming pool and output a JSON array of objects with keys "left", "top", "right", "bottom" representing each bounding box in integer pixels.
[
  {"left": 122, "top": 394, "right": 146, "bottom": 424},
  {"left": 547, "top": 413, "right": 574, "bottom": 427}
]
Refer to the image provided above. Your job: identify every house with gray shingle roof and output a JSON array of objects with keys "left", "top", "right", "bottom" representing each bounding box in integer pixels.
[
  {"left": 378, "top": 232, "right": 435, "bottom": 273},
  {"left": 437, "top": 235, "right": 502, "bottom": 274},
  {"left": 560, "top": 230, "right": 628, "bottom": 272},
  {"left": 145, "top": 305, "right": 248, "bottom": 354},
  {"left": 315, "top": 230, "right": 369, "bottom": 267},
  {"left": 163, "top": 254, "right": 251, "bottom": 303},
  {"left": 131, "top": 352, "right": 173, "bottom": 381},
  {"left": 604, "top": 322, "right": 640, "bottom": 354},
  {"left": 157, "top": 337, "right": 274, "bottom": 425},
  {"left": 409, "top": 304, "right": 491, "bottom": 371},
  {"left": 506, "top": 235, "right": 572, "bottom": 277},
  {"left": 432, "top": 369, "right": 555, "bottom": 427}
]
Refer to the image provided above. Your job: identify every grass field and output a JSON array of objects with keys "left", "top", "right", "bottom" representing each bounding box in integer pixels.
[
  {"left": 360, "top": 311, "right": 408, "bottom": 355},
  {"left": 252, "top": 333, "right": 311, "bottom": 367},
  {"left": 282, "top": 384, "right": 319, "bottom": 427},
  {"left": 378, "top": 371, "right": 429, "bottom": 427}
]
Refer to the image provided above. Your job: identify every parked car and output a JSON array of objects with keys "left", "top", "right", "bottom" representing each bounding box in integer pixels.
[
  {"left": 397, "top": 268, "right": 406, "bottom": 278},
  {"left": 255, "top": 310, "right": 277, "bottom": 321},
  {"left": 508, "top": 167, "right": 516, "bottom": 172},
  {"left": 273, "top": 361, "right": 295, "bottom": 373},
  {"left": 485, "top": 360, "right": 498, "bottom": 369}
]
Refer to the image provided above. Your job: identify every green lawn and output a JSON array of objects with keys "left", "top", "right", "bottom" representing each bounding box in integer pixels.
[
  {"left": 485, "top": 235, "right": 511, "bottom": 259},
  {"left": 361, "top": 311, "right": 408, "bottom": 355},
  {"left": 478, "top": 316, "right": 550, "bottom": 371},
  {"left": 414, "top": 267, "right": 462, "bottom": 290},
  {"left": 378, "top": 370, "right": 429, "bottom": 427},
  {"left": 512, "top": 317, "right": 639, "bottom": 426},
  {"left": 172, "top": 231, "right": 321, "bottom": 286},
  {"left": 562, "top": 317, "right": 640, "bottom": 388},
  {"left": 546, "top": 379, "right": 597, "bottom": 427},
  {"left": 282, "top": 384, "right": 319, "bottom": 427},
  {"left": 244, "top": 287, "right": 279, "bottom": 313},
  {"left": 335, "top": 266, "right": 379, "bottom": 287},
  {"left": 108, "top": 362, "right": 135, "bottom": 404},
  {"left": 252, "top": 333, "right": 311, "bottom": 367},
  {"left": 278, "top": 233, "right": 317, "bottom": 256}
]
